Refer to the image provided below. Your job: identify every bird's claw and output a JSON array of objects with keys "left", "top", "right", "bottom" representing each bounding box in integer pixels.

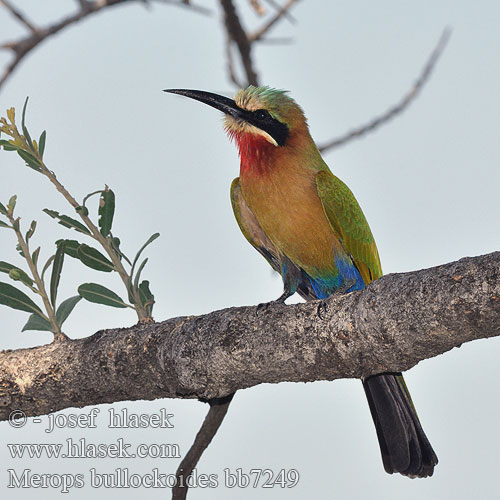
[
  {"left": 256, "top": 293, "right": 289, "bottom": 315},
  {"left": 256, "top": 301, "right": 273, "bottom": 315},
  {"left": 317, "top": 301, "right": 328, "bottom": 319},
  {"left": 316, "top": 278, "right": 355, "bottom": 319}
]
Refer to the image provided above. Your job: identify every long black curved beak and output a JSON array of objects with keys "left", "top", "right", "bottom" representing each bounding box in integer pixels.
[{"left": 163, "top": 89, "right": 244, "bottom": 120}]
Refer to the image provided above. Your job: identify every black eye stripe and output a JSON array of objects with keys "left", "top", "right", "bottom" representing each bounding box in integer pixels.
[
  {"left": 254, "top": 109, "right": 270, "bottom": 120},
  {"left": 240, "top": 108, "right": 290, "bottom": 146}
]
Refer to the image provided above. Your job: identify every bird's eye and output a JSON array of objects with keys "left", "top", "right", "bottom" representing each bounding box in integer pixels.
[{"left": 255, "top": 110, "right": 269, "bottom": 120}]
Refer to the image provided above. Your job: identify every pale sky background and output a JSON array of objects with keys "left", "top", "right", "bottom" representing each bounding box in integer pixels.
[{"left": 1, "top": 1, "right": 500, "bottom": 499}]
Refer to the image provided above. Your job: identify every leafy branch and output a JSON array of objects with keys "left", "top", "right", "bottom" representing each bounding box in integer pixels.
[
  {"left": 0, "top": 197, "right": 75, "bottom": 341},
  {"left": 0, "top": 98, "right": 159, "bottom": 337}
]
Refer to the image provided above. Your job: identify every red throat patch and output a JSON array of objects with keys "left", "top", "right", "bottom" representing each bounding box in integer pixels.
[{"left": 228, "top": 130, "right": 276, "bottom": 176}]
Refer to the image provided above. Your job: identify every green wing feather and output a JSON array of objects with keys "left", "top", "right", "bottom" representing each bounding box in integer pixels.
[
  {"left": 230, "top": 177, "right": 281, "bottom": 273},
  {"left": 315, "top": 170, "right": 382, "bottom": 284}
]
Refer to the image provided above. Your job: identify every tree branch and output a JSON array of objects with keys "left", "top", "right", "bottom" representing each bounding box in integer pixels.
[
  {"left": 248, "top": 0, "right": 298, "bottom": 43},
  {"left": 172, "top": 394, "right": 234, "bottom": 500},
  {"left": 318, "top": 28, "right": 451, "bottom": 153},
  {"left": 1, "top": 251, "right": 499, "bottom": 421},
  {"left": 262, "top": 0, "right": 296, "bottom": 22},
  {"left": 0, "top": 0, "right": 39, "bottom": 33},
  {"left": 0, "top": 0, "right": 210, "bottom": 91},
  {"left": 219, "top": 0, "right": 259, "bottom": 86}
]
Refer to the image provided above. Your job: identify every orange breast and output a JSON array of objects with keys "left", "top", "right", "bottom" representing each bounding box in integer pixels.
[{"left": 239, "top": 154, "right": 342, "bottom": 277}]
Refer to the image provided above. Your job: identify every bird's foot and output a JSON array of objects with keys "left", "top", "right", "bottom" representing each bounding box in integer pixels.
[
  {"left": 317, "top": 301, "right": 328, "bottom": 319},
  {"left": 316, "top": 278, "right": 357, "bottom": 318},
  {"left": 256, "top": 290, "right": 290, "bottom": 315},
  {"left": 256, "top": 301, "right": 272, "bottom": 314}
]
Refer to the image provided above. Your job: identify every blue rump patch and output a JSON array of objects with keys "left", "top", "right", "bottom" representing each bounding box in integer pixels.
[{"left": 307, "top": 257, "right": 365, "bottom": 299}]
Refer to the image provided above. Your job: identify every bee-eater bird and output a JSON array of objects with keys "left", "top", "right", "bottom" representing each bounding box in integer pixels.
[{"left": 164, "top": 86, "right": 438, "bottom": 478}]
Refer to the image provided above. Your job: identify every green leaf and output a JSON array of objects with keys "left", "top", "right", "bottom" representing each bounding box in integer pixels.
[
  {"left": 77, "top": 244, "right": 114, "bottom": 272},
  {"left": 38, "top": 130, "right": 46, "bottom": 158},
  {"left": 21, "top": 96, "right": 33, "bottom": 148},
  {"left": 41, "top": 255, "right": 55, "bottom": 283},
  {"left": 109, "top": 235, "right": 132, "bottom": 265},
  {"left": 43, "top": 209, "right": 91, "bottom": 235},
  {"left": 98, "top": 188, "right": 115, "bottom": 237},
  {"left": 55, "top": 295, "right": 81, "bottom": 326},
  {"left": 8, "top": 268, "right": 34, "bottom": 288},
  {"left": 17, "top": 149, "right": 42, "bottom": 172},
  {"left": 0, "top": 202, "right": 7, "bottom": 215},
  {"left": 50, "top": 240, "right": 65, "bottom": 306},
  {"left": 0, "top": 220, "right": 10, "bottom": 229},
  {"left": 78, "top": 283, "right": 128, "bottom": 308},
  {"left": 138, "top": 280, "right": 155, "bottom": 316},
  {"left": 0, "top": 261, "right": 33, "bottom": 287},
  {"left": 56, "top": 239, "right": 80, "bottom": 258},
  {"left": 31, "top": 247, "right": 41, "bottom": 266},
  {"left": 110, "top": 235, "right": 123, "bottom": 261},
  {"left": 138, "top": 280, "right": 154, "bottom": 303},
  {"left": 15, "top": 242, "right": 25, "bottom": 257},
  {"left": 8, "top": 195, "right": 16, "bottom": 212},
  {"left": 133, "top": 257, "right": 148, "bottom": 291},
  {"left": 25, "top": 220, "right": 36, "bottom": 240},
  {"left": 22, "top": 313, "right": 52, "bottom": 332},
  {"left": 0, "top": 281, "right": 43, "bottom": 315},
  {"left": 0, "top": 261, "right": 15, "bottom": 274},
  {"left": 131, "top": 232, "right": 160, "bottom": 277},
  {"left": 2, "top": 144, "right": 18, "bottom": 151}
]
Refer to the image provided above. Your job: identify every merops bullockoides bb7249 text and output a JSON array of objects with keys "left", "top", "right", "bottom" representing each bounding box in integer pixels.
[{"left": 164, "top": 86, "right": 438, "bottom": 478}]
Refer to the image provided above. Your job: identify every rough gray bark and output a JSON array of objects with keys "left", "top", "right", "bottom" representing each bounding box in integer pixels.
[{"left": 1, "top": 251, "right": 499, "bottom": 421}]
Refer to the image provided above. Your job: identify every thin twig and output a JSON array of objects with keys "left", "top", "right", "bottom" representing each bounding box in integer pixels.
[
  {"left": 263, "top": 0, "right": 296, "bottom": 23},
  {"left": 318, "top": 28, "right": 451, "bottom": 153},
  {"left": 0, "top": 0, "right": 39, "bottom": 33},
  {"left": 249, "top": 0, "right": 265, "bottom": 16},
  {"left": 0, "top": 0, "right": 210, "bottom": 92},
  {"left": 248, "top": 0, "right": 298, "bottom": 42},
  {"left": 172, "top": 394, "right": 234, "bottom": 500},
  {"left": 220, "top": 0, "right": 259, "bottom": 86}
]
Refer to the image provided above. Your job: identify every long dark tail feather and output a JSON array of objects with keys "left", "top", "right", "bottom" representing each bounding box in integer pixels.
[{"left": 362, "top": 373, "right": 438, "bottom": 478}]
